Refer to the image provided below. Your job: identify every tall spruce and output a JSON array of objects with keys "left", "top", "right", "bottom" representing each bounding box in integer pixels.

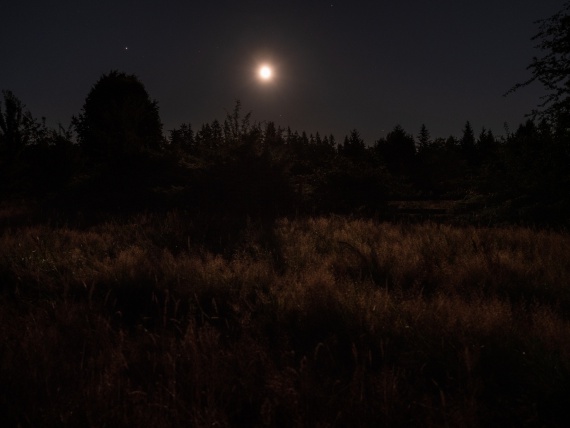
[{"left": 0, "top": 90, "right": 37, "bottom": 158}]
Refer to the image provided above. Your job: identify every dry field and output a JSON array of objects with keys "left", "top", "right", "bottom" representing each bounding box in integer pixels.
[{"left": 1, "top": 210, "right": 569, "bottom": 426}]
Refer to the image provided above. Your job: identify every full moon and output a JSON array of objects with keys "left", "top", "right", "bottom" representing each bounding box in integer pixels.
[{"left": 259, "top": 65, "right": 272, "bottom": 80}]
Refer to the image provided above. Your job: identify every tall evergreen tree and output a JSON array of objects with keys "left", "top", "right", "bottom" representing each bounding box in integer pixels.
[
  {"left": 341, "top": 129, "right": 365, "bottom": 159},
  {"left": 210, "top": 120, "right": 223, "bottom": 150},
  {"left": 314, "top": 132, "right": 322, "bottom": 146},
  {"left": 0, "top": 90, "right": 37, "bottom": 158},
  {"left": 375, "top": 125, "right": 415, "bottom": 175},
  {"left": 169, "top": 123, "right": 194, "bottom": 152},
  {"left": 477, "top": 127, "right": 498, "bottom": 161},
  {"left": 263, "top": 121, "right": 283, "bottom": 147},
  {"left": 460, "top": 121, "right": 477, "bottom": 163},
  {"left": 195, "top": 123, "right": 213, "bottom": 151},
  {"left": 417, "top": 124, "right": 431, "bottom": 153}
]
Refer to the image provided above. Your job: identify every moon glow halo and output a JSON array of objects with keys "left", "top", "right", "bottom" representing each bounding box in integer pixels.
[{"left": 259, "top": 65, "right": 273, "bottom": 81}]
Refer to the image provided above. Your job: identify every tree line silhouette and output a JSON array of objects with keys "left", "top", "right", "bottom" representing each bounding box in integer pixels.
[
  {"left": 1, "top": 4, "right": 569, "bottom": 225},
  {"left": 0, "top": 73, "right": 568, "bottom": 225}
]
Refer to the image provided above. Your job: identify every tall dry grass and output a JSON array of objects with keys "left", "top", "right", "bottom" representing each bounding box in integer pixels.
[{"left": 1, "top": 211, "right": 569, "bottom": 426}]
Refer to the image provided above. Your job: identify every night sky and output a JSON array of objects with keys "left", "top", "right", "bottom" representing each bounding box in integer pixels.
[{"left": 1, "top": 0, "right": 564, "bottom": 144}]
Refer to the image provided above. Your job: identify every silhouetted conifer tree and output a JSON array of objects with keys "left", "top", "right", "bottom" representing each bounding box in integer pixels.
[
  {"left": 314, "top": 132, "right": 322, "bottom": 146},
  {"left": 210, "top": 120, "right": 223, "bottom": 150},
  {"left": 327, "top": 134, "right": 336, "bottom": 149},
  {"left": 374, "top": 125, "right": 415, "bottom": 175},
  {"left": 417, "top": 124, "right": 431, "bottom": 153},
  {"left": 477, "top": 127, "right": 498, "bottom": 161},
  {"left": 169, "top": 123, "right": 194, "bottom": 152},
  {"left": 445, "top": 135, "right": 458, "bottom": 150},
  {"left": 340, "top": 129, "right": 366, "bottom": 159},
  {"left": 263, "top": 121, "right": 283, "bottom": 147},
  {"left": 195, "top": 123, "right": 212, "bottom": 149},
  {"left": 0, "top": 90, "right": 37, "bottom": 158},
  {"left": 460, "top": 121, "right": 476, "bottom": 163}
]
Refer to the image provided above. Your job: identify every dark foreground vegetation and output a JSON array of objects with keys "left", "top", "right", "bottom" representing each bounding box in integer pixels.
[
  {"left": 1, "top": 210, "right": 570, "bottom": 427},
  {"left": 2, "top": 5, "right": 570, "bottom": 426}
]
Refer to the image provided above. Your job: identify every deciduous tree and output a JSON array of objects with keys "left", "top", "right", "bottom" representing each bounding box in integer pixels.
[
  {"left": 506, "top": 2, "right": 570, "bottom": 129},
  {"left": 73, "top": 71, "right": 163, "bottom": 159}
]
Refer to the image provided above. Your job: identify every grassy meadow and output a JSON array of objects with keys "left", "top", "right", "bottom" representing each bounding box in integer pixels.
[{"left": 1, "top": 206, "right": 569, "bottom": 426}]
